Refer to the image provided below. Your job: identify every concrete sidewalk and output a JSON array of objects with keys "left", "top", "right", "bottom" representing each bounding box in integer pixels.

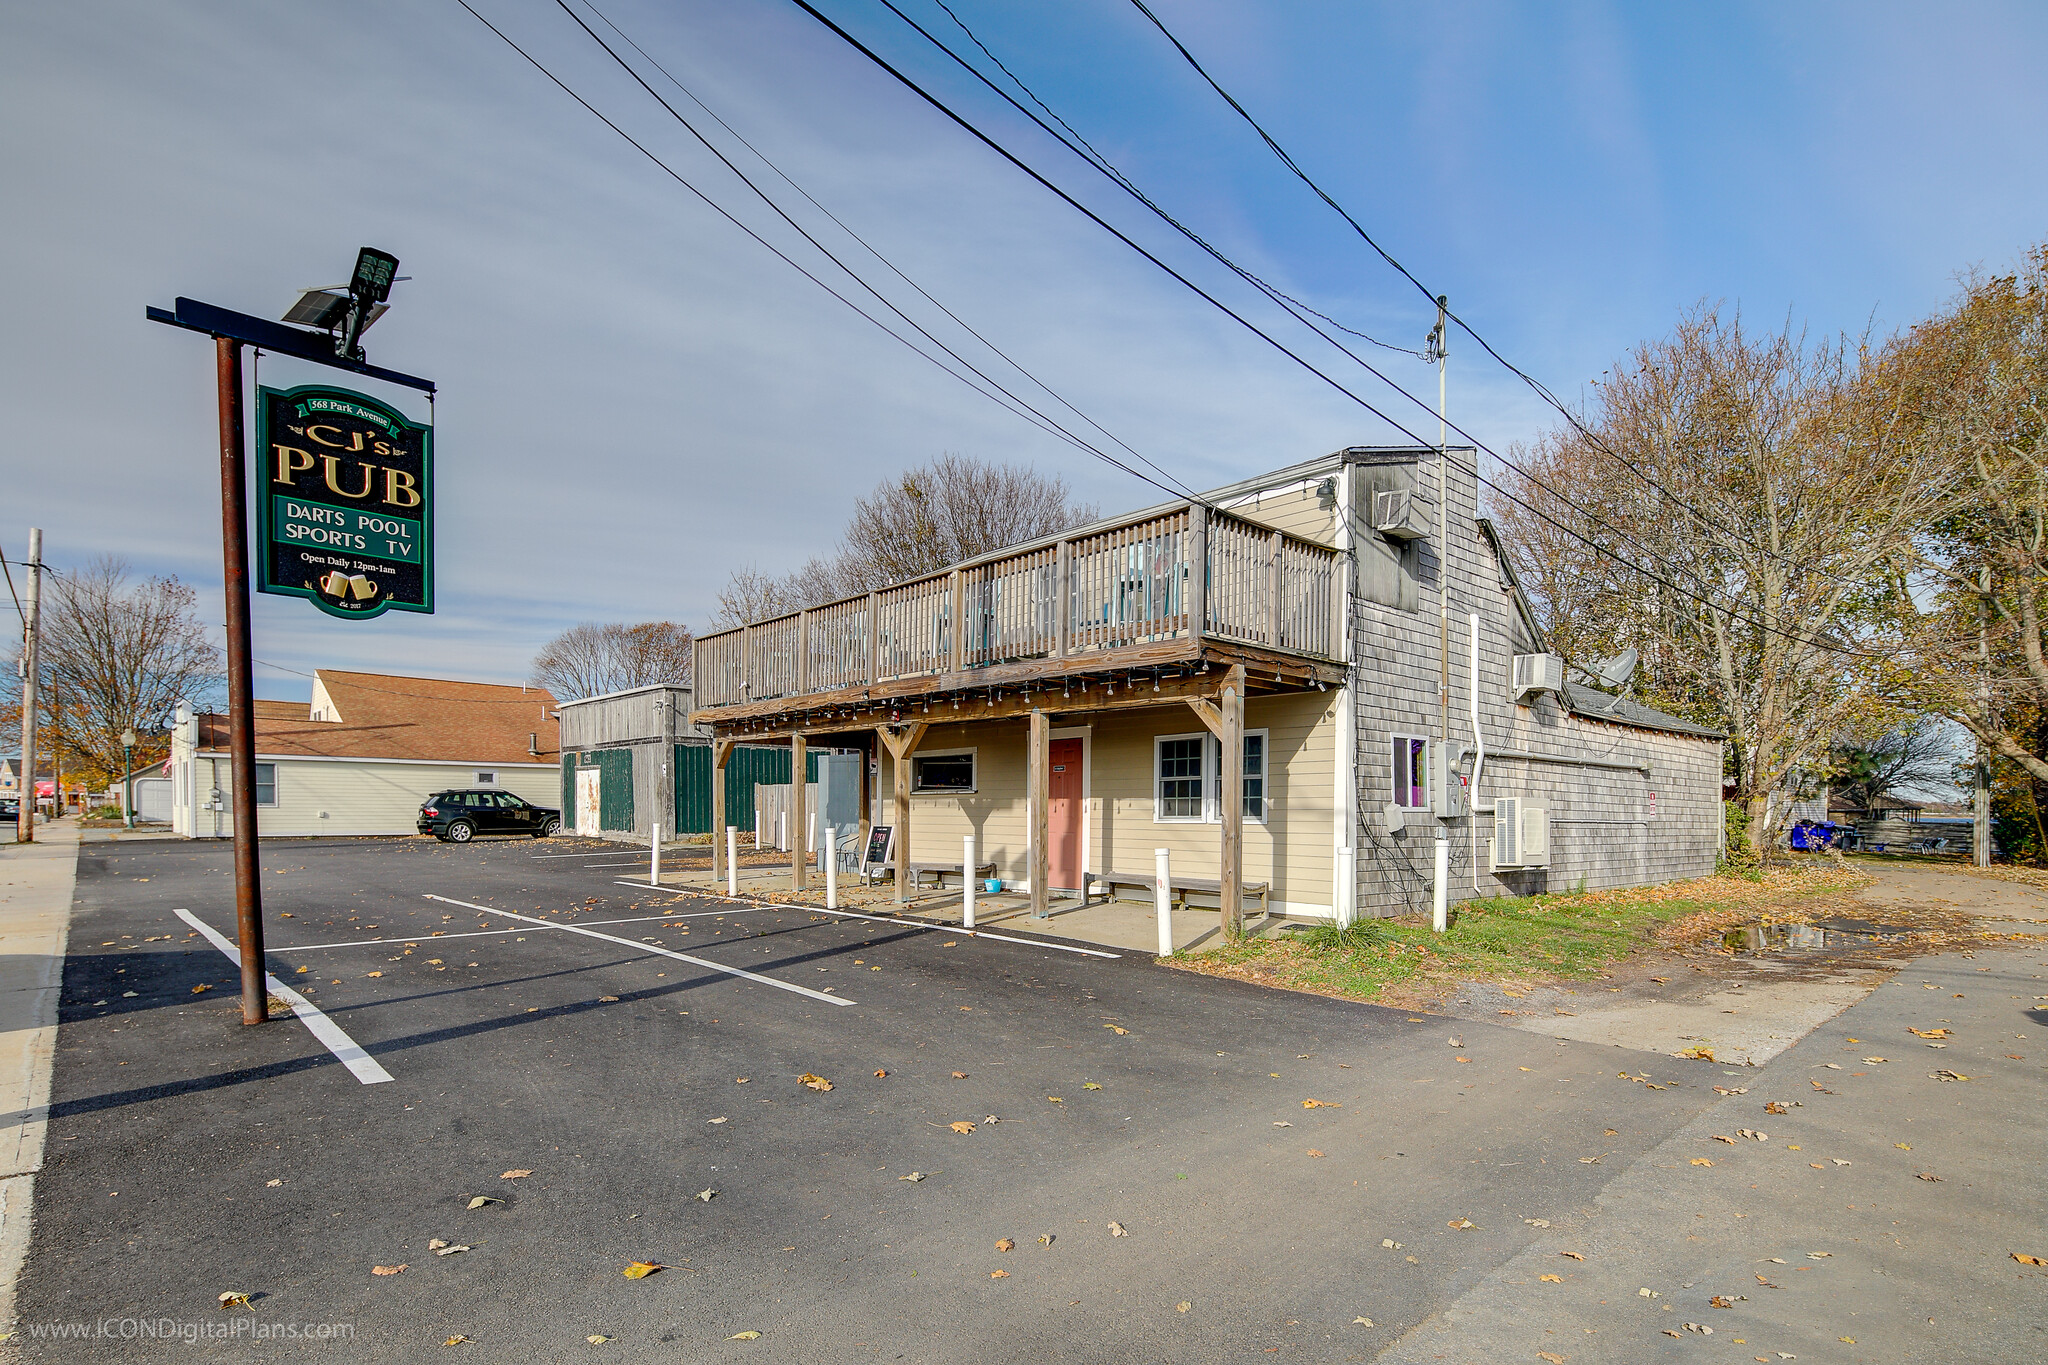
[
  {"left": 1376, "top": 940, "right": 2048, "bottom": 1364},
  {"left": 0, "top": 824, "right": 76, "bottom": 1353}
]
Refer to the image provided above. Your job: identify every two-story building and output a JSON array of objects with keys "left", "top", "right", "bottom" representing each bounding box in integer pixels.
[{"left": 688, "top": 446, "right": 1723, "bottom": 932}]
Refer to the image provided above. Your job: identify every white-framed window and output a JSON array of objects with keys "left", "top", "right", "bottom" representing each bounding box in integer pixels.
[
  {"left": 254, "top": 763, "right": 279, "bottom": 807},
  {"left": 911, "top": 748, "right": 976, "bottom": 794},
  {"left": 1153, "top": 731, "right": 1268, "bottom": 824},
  {"left": 1390, "top": 733, "right": 1430, "bottom": 810},
  {"left": 476, "top": 770, "right": 497, "bottom": 785}
]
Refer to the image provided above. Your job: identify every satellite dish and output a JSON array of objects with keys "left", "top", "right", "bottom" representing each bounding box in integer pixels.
[{"left": 1594, "top": 647, "right": 1639, "bottom": 688}]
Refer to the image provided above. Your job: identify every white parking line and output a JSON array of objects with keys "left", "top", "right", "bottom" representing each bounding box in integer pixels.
[
  {"left": 275, "top": 906, "right": 770, "bottom": 952},
  {"left": 173, "top": 909, "right": 394, "bottom": 1085},
  {"left": 423, "top": 895, "right": 855, "bottom": 1006}
]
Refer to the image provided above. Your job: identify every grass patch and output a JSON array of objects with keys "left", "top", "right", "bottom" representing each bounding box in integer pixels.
[{"left": 1174, "top": 864, "right": 1874, "bottom": 1006}]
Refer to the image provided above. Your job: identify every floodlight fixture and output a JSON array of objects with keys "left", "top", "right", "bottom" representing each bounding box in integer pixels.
[{"left": 351, "top": 247, "right": 400, "bottom": 304}]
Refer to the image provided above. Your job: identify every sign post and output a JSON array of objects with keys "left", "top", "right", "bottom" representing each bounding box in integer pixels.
[{"left": 149, "top": 251, "right": 434, "bottom": 1027}]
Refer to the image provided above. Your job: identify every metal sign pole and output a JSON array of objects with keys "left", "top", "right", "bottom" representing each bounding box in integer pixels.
[{"left": 216, "top": 338, "right": 268, "bottom": 1026}]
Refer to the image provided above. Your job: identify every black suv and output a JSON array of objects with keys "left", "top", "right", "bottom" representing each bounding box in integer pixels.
[{"left": 418, "top": 790, "right": 561, "bottom": 842}]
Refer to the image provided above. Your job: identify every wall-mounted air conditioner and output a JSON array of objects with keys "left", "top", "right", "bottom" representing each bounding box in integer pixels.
[
  {"left": 1489, "top": 797, "right": 1551, "bottom": 870},
  {"left": 1373, "top": 488, "right": 1431, "bottom": 542},
  {"left": 1512, "top": 652, "right": 1565, "bottom": 701}
]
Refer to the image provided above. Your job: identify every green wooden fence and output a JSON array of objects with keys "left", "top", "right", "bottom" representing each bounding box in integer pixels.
[{"left": 673, "top": 744, "right": 819, "bottom": 835}]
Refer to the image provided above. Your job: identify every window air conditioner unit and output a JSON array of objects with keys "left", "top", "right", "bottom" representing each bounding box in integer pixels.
[
  {"left": 1489, "top": 797, "right": 1551, "bottom": 870},
  {"left": 1372, "top": 488, "right": 1431, "bottom": 542},
  {"left": 1512, "top": 652, "right": 1566, "bottom": 701}
]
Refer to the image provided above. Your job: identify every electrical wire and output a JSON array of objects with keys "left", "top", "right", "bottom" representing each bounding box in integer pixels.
[
  {"left": 0, "top": 545, "right": 24, "bottom": 628},
  {"left": 573, "top": 0, "right": 1203, "bottom": 505},
  {"left": 789, "top": 0, "right": 1887, "bottom": 661},
  {"left": 1120, "top": 0, "right": 1871, "bottom": 591},
  {"left": 452, "top": 0, "right": 1181, "bottom": 503}
]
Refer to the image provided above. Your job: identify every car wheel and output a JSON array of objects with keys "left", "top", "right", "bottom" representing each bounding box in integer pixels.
[
  {"left": 446, "top": 820, "right": 475, "bottom": 843},
  {"left": 535, "top": 817, "right": 561, "bottom": 838}
]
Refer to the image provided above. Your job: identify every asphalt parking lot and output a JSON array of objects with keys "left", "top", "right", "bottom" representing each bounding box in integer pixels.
[{"left": 13, "top": 834, "right": 2042, "bottom": 1362}]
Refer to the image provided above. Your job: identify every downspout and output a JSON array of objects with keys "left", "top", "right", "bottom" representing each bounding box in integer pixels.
[{"left": 1469, "top": 612, "right": 1484, "bottom": 891}]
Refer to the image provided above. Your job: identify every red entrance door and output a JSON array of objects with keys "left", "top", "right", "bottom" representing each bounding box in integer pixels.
[{"left": 1048, "top": 739, "right": 1084, "bottom": 890}]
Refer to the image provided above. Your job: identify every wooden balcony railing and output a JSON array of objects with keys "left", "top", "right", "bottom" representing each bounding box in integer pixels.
[{"left": 694, "top": 503, "right": 1341, "bottom": 709}]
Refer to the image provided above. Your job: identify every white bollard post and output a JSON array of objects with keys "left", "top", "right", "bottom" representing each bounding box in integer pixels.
[
  {"left": 650, "top": 821, "right": 662, "bottom": 886},
  {"left": 1432, "top": 830, "right": 1449, "bottom": 933},
  {"left": 825, "top": 825, "right": 839, "bottom": 908},
  {"left": 809, "top": 810, "right": 819, "bottom": 867},
  {"left": 754, "top": 810, "right": 761, "bottom": 851},
  {"left": 963, "top": 834, "right": 977, "bottom": 930},
  {"left": 779, "top": 810, "right": 787, "bottom": 853},
  {"left": 726, "top": 826, "right": 738, "bottom": 897},
  {"left": 1154, "top": 848, "right": 1173, "bottom": 958}
]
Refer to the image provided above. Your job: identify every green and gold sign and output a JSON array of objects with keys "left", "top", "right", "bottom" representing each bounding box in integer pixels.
[{"left": 255, "top": 384, "right": 433, "bottom": 619}]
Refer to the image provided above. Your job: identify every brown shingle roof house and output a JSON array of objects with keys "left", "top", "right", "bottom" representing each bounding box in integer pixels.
[{"left": 171, "top": 670, "right": 563, "bottom": 838}]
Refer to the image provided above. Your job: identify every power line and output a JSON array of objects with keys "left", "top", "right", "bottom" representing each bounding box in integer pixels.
[
  {"left": 573, "top": 0, "right": 1203, "bottom": 505},
  {"left": 785, "top": 0, "right": 1887, "bottom": 661},
  {"left": 1119, "top": 0, "right": 1862, "bottom": 589},
  {"left": 452, "top": 0, "right": 1184, "bottom": 504}
]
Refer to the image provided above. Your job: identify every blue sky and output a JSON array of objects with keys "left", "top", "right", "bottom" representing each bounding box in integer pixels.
[{"left": 4, "top": 0, "right": 2045, "bottom": 701}]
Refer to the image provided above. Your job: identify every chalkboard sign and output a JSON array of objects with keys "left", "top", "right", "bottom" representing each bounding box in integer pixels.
[{"left": 863, "top": 825, "right": 894, "bottom": 871}]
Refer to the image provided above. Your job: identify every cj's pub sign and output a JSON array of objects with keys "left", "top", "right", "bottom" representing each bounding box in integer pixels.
[{"left": 256, "top": 384, "right": 433, "bottom": 619}]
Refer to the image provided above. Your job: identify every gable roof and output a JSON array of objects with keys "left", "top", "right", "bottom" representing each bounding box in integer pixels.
[
  {"left": 198, "top": 670, "right": 560, "bottom": 763},
  {"left": 1560, "top": 684, "right": 1725, "bottom": 741}
]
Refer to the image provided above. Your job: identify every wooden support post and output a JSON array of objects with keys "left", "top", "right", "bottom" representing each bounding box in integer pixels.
[
  {"left": 797, "top": 609, "right": 812, "bottom": 694},
  {"left": 711, "top": 738, "right": 733, "bottom": 884},
  {"left": 949, "top": 569, "right": 966, "bottom": 675},
  {"left": 1187, "top": 503, "right": 1208, "bottom": 638},
  {"left": 866, "top": 590, "right": 881, "bottom": 683},
  {"left": 1219, "top": 664, "right": 1246, "bottom": 941},
  {"left": 1266, "top": 530, "right": 1283, "bottom": 647},
  {"left": 1054, "top": 539, "right": 1071, "bottom": 661},
  {"left": 877, "top": 723, "right": 927, "bottom": 905},
  {"left": 790, "top": 733, "right": 808, "bottom": 891},
  {"left": 1029, "top": 708, "right": 1051, "bottom": 920}
]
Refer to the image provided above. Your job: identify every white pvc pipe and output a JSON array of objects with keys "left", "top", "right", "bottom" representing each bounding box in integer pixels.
[
  {"left": 779, "top": 811, "right": 787, "bottom": 853},
  {"left": 962, "top": 834, "right": 977, "bottom": 929},
  {"left": 1432, "top": 831, "right": 1449, "bottom": 933},
  {"left": 754, "top": 810, "right": 761, "bottom": 851},
  {"left": 1469, "top": 611, "right": 1485, "bottom": 892},
  {"left": 650, "top": 822, "right": 662, "bottom": 886},
  {"left": 726, "top": 826, "right": 738, "bottom": 897},
  {"left": 825, "top": 825, "right": 839, "bottom": 908},
  {"left": 1154, "top": 848, "right": 1173, "bottom": 957}
]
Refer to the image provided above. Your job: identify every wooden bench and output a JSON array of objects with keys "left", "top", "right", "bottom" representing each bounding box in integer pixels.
[
  {"left": 1092, "top": 872, "right": 1270, "bottom": 917},
  {"left": 907, "top": 861, "right": 998, "bottom": 890}
]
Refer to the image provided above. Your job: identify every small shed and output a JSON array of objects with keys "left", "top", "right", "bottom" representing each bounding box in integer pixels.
[{"left": 556, "top": 684, "right": 818, "bottom": 842}]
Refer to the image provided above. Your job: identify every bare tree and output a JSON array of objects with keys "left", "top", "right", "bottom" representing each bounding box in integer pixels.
[
  {"left": 712, "top": 455, "right": 1097, "bottom": 626},
  {"left": 0, "top": 557, "right": 222, "bottom": 785},
  {"left": 1829, "top": 717, "right": 1962, "bottom": 809},
  {"left": 1493, "top": 306, "right": 1959, "bottom": 856},
  {"left": 529, "top": 621, "right": 693, "bottom": 701}
]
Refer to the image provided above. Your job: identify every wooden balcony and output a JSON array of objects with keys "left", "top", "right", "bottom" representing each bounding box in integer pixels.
[{"left": 691, "top": 501, "right": 1344, "bottom": 729}]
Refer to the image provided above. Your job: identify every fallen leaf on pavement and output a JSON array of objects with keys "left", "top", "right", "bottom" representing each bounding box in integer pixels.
[
  {"left": 1930, "top": 1070, "right": 1969, "bottom": 1082},
  {"left": 587, "top": 1335, "right": 610, "bottom": 1344},
  {"left": 1108, "top": 1222, "right": 1127, "bottom": 1237},
  {"left": 1765, "top": 1102, "right": 1789, "bottom": 1114},
  {"left": 1917, "top": 1172, "right": 1942, "bottom": 1181},
  {"left": 989, "top": 1270, "right": 1008, "bottom": 1279},
  {"left": 1806, "top": 1251, "right": 1832, "bottom": 1258},
  {"left": 874, "top": 1070, "right": 888, "bottom": 1078},
  {"left": 467, "top": 1197, "right": 501, "bottom": 1209},
  {"left": 1683, "top": 1322, "right": 1713, "bottom": 1335},
  {"left": 799, "top": 1073, "right": 833, "bottom": 1091},
  {"left": 1448, "top": 1219, "right": 1477, "bottom": 1230},
  {"left": 1302, "top": 1099, "right": 1340, "bottom": 1109},
  {"left": 728, "top": 1331, "right": 760, "bottom": 1340},
  {"left": 1539, "top": 1273, "right": 1563, "bottom": 1283},
  {"left": 1105, "top": 1025, "right": 1128, "bottom": 1035},
  {"left": 1306, "top": 1149, "right": 1325, "bottom": 1158},
  {"left": 1691, "top": 1158, "right": 1714, "bottom": 1167},
  {"left": 736, "top": 1077, "right": 749, "bottom": 1084},
  {"left": 1908, "top": 1028, "right": 1949, "bottom": 1038},
  {"left": 373, "top": 1265, "right": 406, "bottom": 1276},
  {"left": 1831, "top": 1158, "right": 1851, "bottom": 1166},
  {"left": 952, "top": 1072, "right": 968, "bottom": 1079},
  {"left": 433, "top": 1244, "right": 471, "bottom": 1257},
  {"left": 1038, "top": 1234, "right": 1053, "bottom": 1246},
  {"left": 1862, "top": 1057, "right": 1887, "bottom": 1064},
  {"left": 1524, "top": 1219, "right": 1551, "bottom": 1228},
  {"left": 1663, "top": 1330, "right": 1683, "bottom": 1338},
  {"left": 1083, "top": 1082, "right": 1103, "bottom": 1090},
  {"left": 1678, "top": 1047, "right": 1716, "bottom": 1062},
  {"left": 193, "top": 985, "right": 213, "bottom": 994},
  {"left": 1710, "top": 1296, "right": 1735, "bottom": 1308},
  {"left": 1273, "top": 1121, "right": 1293, "bottom": 1127},
  {"left": 899, "top": 1172, "right": 926, "bottom": 1182},
  {"left": 622, "top": 1262, "right": 662, "bottom": 1278},
  {"left": 1175, "top": 1301, "right": 1191, "bottom": 1313},
  {"left": 950, "top": 1122, "right": 976, "bottom": 1134},
  {"left": 1561, "top": 1251, "right": 1585, "bottom": 1261},
  {"left": 1895, "top": 1143, "right": 1912, "bottom": 1150},
  {"left": 444, "top": 1337, "right": 469, "bottom": 1347},
  {"left": 1047, "top": 1096, "right": 1063, "bottom": 1103},
  {"left": 2012, "top": 1253, "right": 2046, "bottom": 1266},
  {"left": 995, "top": 1239, "right": 1014, "bottom": 1253},
  {"left": 1357, "top": 1318, "right": 1378, "bottom": 1328},
  {"left": 1714, "top": 1086, "right": 1748, "bottom": 1096},
  {"left": 697, "top": 1189, "right": 717, "bottom": 1201},
  {"left": 708, "top": 1117, "right": 727, "bottom": 1125},
  {"left": 502, "top": 1170, "right": 532, "bottom": 1180},
  {"left": 1537, "top": 1354, "right": 1564, "bottom": 1364},
  {"left": 267, "top": 1179, "right": 283, "bottom": 1187},
  {"left": 1711, "top": 1135, "right": 1737, "bottom": 1144}
]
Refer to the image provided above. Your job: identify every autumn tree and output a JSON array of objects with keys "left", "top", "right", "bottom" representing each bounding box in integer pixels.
[
  {"left": 0, "top": 557, "right": 222, "bottom": 786},
  {"left": 1873, "top": 241, "right": 2048, "bottom": 851},
  {"left": 1493, "top": 306, "right": 1959, "bottom": 855},
  {"left": 712, "top": 455, "right": 1097, "bottom": 626},
  {"left": 529, "top": 621, "right": 694, "bottom": 701}
]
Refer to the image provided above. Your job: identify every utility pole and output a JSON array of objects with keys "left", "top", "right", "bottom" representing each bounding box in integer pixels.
[
  {"left": 1427, "top": 296, "right": 1450, "bottom": 934},
  {"left": 16, "top": 528, "right": 41, "bottom": 844}
]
